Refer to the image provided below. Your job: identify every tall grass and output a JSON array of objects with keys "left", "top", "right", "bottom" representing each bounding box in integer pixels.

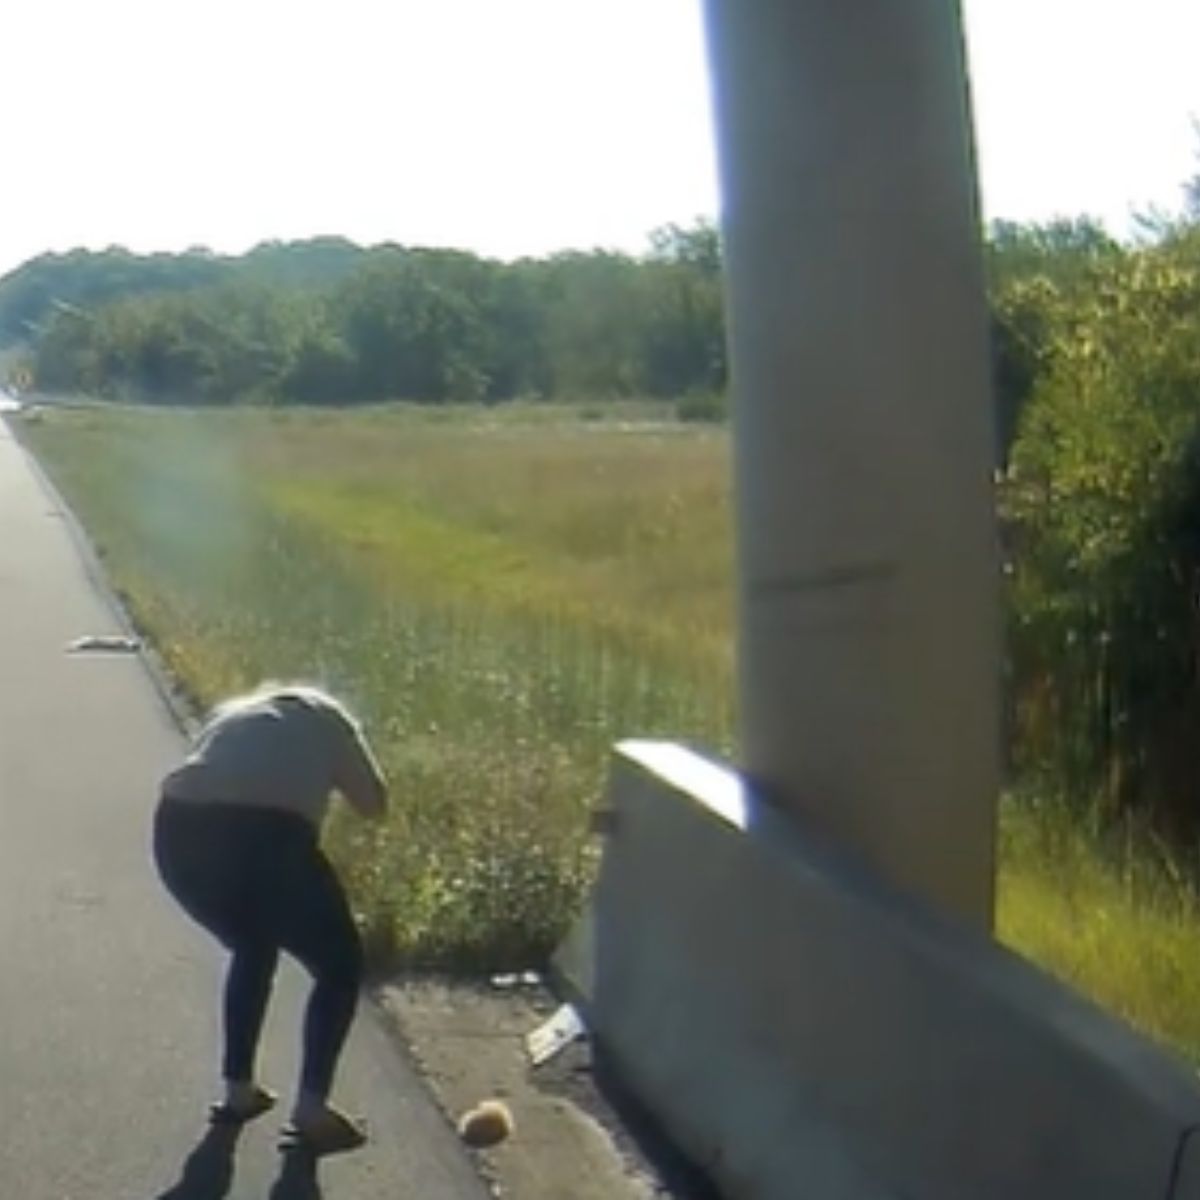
[
  {"left": 998, "top": 794, "right": 1200, "bottom": 1061},
  {"left": 17, "top": 402, "right": 1200, "bottom": 1062}
]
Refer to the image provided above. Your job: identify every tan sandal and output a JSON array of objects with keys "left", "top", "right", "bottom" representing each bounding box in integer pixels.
[
  {"left": 209, "top": 1086, "right": 278, "bottom": 1126},
  {"left": 279, "top": 1107, "right": 368, "bottom": 1156}
]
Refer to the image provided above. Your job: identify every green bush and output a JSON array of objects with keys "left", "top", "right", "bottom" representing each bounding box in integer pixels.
[{"left": 1004, "top": 245, "right": 1200, "bottom": 832}]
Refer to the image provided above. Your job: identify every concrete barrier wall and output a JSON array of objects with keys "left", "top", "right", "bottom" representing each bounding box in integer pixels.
[{"left": 561, "top": 742, "right": 1200, "bottom": 1199}]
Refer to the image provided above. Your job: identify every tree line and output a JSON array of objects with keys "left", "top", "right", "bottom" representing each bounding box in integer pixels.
[
  {"left": 990, "top": 198, "right": 1200, "bottom": 838},
  {"left": 11, "top": 199, "right": 1200, "bottom": 840},
  {"left": 0, "top": 226, "right": 726, "bottom": 407}
]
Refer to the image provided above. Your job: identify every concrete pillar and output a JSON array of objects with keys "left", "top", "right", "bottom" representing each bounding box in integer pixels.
[{"left": 701, "top": 0, "right": 1000, "bottom": 927}]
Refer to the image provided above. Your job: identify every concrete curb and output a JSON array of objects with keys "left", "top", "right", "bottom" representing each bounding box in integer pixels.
[{"left": 575, "top": 740, "right": 1200, "bottom": 1200}]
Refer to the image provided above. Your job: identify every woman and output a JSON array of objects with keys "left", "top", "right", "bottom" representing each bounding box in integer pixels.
[{"left": 153, "top": 682, "right": 388, "bottom": 1155}]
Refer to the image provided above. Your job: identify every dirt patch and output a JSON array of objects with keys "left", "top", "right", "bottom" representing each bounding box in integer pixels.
[{"left": 377, "top": 978, "right": 720, "bottom": 1200}]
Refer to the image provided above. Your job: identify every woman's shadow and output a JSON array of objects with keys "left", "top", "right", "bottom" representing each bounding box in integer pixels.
[{"left": 152, "top": 1125, "right": 321, "bottom": 1200}]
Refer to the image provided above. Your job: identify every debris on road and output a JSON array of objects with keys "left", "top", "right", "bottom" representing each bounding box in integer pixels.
[
  {"left": 526, "top": 1003, "right": 586, "bottom": 1067},
  {"left": 490, "top": 970, "right": 542, "bottom": 991},
  {"left": 66, "top": 633, "right": 141, "bottom": 654},
  {"left": 458, "top": 1099, "right": 516, "bottom": 1149}
]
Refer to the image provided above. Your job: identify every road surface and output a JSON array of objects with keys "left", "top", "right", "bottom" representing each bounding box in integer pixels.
[{"left": 0, "top": 416, "right": 488, "bottom": 1199}]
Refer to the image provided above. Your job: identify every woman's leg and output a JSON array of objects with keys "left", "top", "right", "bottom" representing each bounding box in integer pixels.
[
  {"left": 222, "top": 941, "right": 279, "bottom": 1086},
  {"left": 153, "top": 800, "right": 279, "bottom": 1118},
  {"left": 269, "top": 847, "right": 363, "bottom": 1104},
  {"left": 256, "top": 835, "right": 365, "bottom": 1152}
]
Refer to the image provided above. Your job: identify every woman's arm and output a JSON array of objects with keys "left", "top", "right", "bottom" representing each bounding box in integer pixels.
[{"left": 330, "top": 711, "right": 388, "bottom": 819}]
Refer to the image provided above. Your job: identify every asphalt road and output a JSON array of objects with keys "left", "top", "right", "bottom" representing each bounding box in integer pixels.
[{"left": 0, "top": 417, "right": 488, "bottom": 1199}]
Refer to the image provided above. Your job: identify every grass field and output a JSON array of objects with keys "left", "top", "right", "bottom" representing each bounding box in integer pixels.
[
  {"left": 19, "top": 403, "right": 735, "bottom": 969},
  {"left": 16, "top": 402, "right": 1200, "bottom": 1062}
]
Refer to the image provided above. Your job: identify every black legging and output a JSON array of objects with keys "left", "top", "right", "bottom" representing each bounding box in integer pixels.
[{"left": 153, "top": 799, "right": 363, "bottom": 1099}]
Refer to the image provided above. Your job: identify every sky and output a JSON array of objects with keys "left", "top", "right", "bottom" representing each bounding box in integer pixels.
[{"left": 2, "top": 0, "right": 1199, "bottom": 276}]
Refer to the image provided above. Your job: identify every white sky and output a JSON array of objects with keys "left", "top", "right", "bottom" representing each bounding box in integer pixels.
[{"left": 2, "top": 1, "right": 1198, "bottom": 276}]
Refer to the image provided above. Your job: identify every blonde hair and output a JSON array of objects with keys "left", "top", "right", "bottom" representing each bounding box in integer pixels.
[{"left": 211, "top": 680, "right": 360, "bottom": 727}]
